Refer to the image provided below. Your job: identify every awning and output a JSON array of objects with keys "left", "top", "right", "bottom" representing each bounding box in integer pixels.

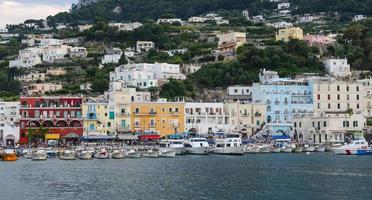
[
  {"left": 5, "top": 134, "right": 15, "bottom": 140},
  {"left": 81, "top": 135, "right": 116, "bottom": 140},
  {"left": 271, "top": 135, "right": 291, "bottom": 141},
  {"left": 168, "top": 133, "right": 184, "bottom": 139},
  {"left": 138, "top": 134, "right": 160, "bottom": 141},
  {"left": 45, "top": 134, "right": 60, "bottom": 140},
  {"left": 118, "top": 134, "right": 138, "bottom": 140},
  {"left": 63, "top": 133, "right": 80, "bottom": 139}
]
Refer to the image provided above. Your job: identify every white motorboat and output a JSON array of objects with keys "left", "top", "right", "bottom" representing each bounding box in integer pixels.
[
  {"left": 259, "top": 145, "right": 271, "bottom": 153},
  {"left": 125, "top": 149, "right": 142, "bottom": 158},
  {"left": 94, "top": 148, "right": 110, "bottom": 159},
  {"left": 78, "top": 150, "right": 93, "bottom": 160},
  {"left": 59, "top": 149, "right": 77, "bottom": 160},
  {"left": 184, "top": 138, "right": 209, "bottom": 155},
  {"left": 281, "top": 146, "right": 293, "bottom": 153},
  {"left": 334, "top": 138, "right": 371, "bottom": 155},
  {"left": 159, "top": 139, "right": 186, "bottom": 155},
  {"left": 315, "top": 146, "right": 326, "bottom": 152},
  {"left": 244, "top": 144, "right": 261, "bottom": 154},
  {"left": 293, "top": 146, "right": 303, "bottom": 153},
  {"left": 142, "top": 149, "right": 159, "bottom": 158},
  {"left": 212, "top": 134, "right": 244, "bottom": 155},
  {"left": 304, "top": 145, "right": 316, "bottom": 152},
  {"left": 32, "top": 149, "right": 47, "bottom": 161},
  {"left": 158, "top": 149, "right": 176, "bottom": 158},
  {"left": 270, "top": 147, "right": 282, "bottom": 153},
  {"left": 327, "top": 143, "right": 344, "bottom": 152},
  {"left": 111, "top": 149, "right": 125, "bottom": 159}
]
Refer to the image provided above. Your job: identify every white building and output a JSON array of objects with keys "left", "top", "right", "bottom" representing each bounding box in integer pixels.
[
  {"left": 278, "top": 3, "right": 290, "bottom": 10},
  {"left": 224, "top": 101, "right": 266, "bottom": 135},
  {"left": 293, "top": 112, "right": 365, "bottom": 144},
  {"left": 16, "top": 71, "right": 46, "bottom": 82},
  {"left": 102, "top": 48, "right": 123, "bottom": 64},
  {"left": 227, "top": 86, "right": 252, "bottom": 96},
  {"left": 188, "top": 17, "right": 207, "bottom": 23},
  {"left": 68, "top": 47, "right": 88, "bottom": 58},
  {"left": 78, "top": 24, "right": 93, "bottom": 32},
  {"left": 353, "top": 15, "right": 367, "bottom": 21},
  {"left": 0, "top": 28, "right": 8, "bottom": 33},
  {"left": 185, "top": 102, "right": 231, "bottom": 134},
  {"left": 324, "top": 58, "right": 351, "bottom": 77},
  {"left": 109, "top": 22, "right": 143, "bottom": 31},
  {"left": 0, "top": 102, "right": 20, "bottom": 147},
  {"left": 259, "top": 68, "right": 280, "bottom": 84},
  {"left": 9, "top": 48, "right": 42, "bottom": 68},
  {"left": 242, "top": 10, "right": 250, "bottom": 20},
  {"left": 268, "top": 21, "right": 293, "bottom": 29},
  {"left": 157, "top": 18, "right": 184, "bottom": 25},
  {"left": 164, "top": 48, "right": 188, "bottom": 57},
  {"left": 110, "top": 63, "right": 185, "bottom": 89},
  {"left": 136, "top": 41, "right": 155, "bottom": 52},
  {"left": 358, "top": 79, "right": 372, "bottom": 117}
]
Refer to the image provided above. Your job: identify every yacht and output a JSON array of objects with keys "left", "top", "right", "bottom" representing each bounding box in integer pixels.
[
  {"left": 94, "top": 148, "right": 110, "bottom": 159},
  {"left": 334, "top": 138, "right": 371, "bottom": 155},
  {"left": 125, "top": 149, "right": 142, "bottom": 158},
  {"left": 77, "top": 150, "right": 93, "bottom": 160},
  {"left": 158, "top": 148, "right": 176, "bottom": 158},
  {"left": 111, "top": 149, "right": 125, "bottom": 159},
  {"left": 32, "top": 149, "right": 48, "bottom": 161},
  {"left": 184, "top": 138, "right": 209, "bottom": 155},
  {"left": 159, "top": 139, "right": 186, "bottom": 155},
  {"left": 212, "top": 134, "right": 244, "bottom": 155},
  {"left": 59, "top": 149, "right": 77, "bottom": 160}
]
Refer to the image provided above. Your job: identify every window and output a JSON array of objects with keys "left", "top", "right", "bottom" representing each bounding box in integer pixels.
[
  {"left": 357, "top": 104, "right": 360, "bottom": 109},
  {"left": 347, "top": 95, "right": 349, "bottom": 100},
  {"left": 353, "top": 121, "right": 358, "bottom": 127},
  {"left": 175, "top": 107, "right": 179, "bottom": 113},
  {"left": 328, "top": 104, "right": 331, "bottom": 109},
  {"left": 317, "top": 94, "right": 320, "bottom": 100},
  {"left": 294, "top": 122, "right": 297, "bottom": 128},
  {"left": 357, "top": 95, "right": 359, "bottom": 100},
  {"left": 337, "top": 85, "right": 340, "bottom": 91},
  {"left": 299, "top": 122, "right": 302, "bottom": 128},
  {"left": 107, "top": 122, "right": 111, "bottom": 128},
  {"left": 317, "top": 103, "right": 320, "bottom": 109},
  {"left": 337, "top": 94, "right": 340, "bottom": 100},
  {"left": 346, "top": 86, "right": 349, "bottom": 91},
  {"left": 135, "top": 108, "right": 140, "bottom": 114},
  {"left": 356, "top": 86, "right": 359, "bottom": 91},
  {"left": 169, "top": 108, "right": 173, "bottom": 112},
  {"left": 337, "top": 103, "right": 340, "bottom": 109},
  {"left": 328, "top": 94, "right": 330, "bottom": 100},
  {"left": 323, "top": 121, "right": 327, "bottom": 127}
]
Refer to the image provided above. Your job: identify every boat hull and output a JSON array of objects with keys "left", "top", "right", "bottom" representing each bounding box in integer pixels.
[
  {"left": 32, "top": 153, "right": 47, "bottom": 161},
  {"left": 3, "top": 154, "right": 17, "bottom": 161},
  {"left": 125, "top": 152, "right": 142, "bottom": 158},
  {"left": 213, "top": 146, "right": 244, "bottom": 155},
  {"left": 142, "top": 152, "right": 159, "bottom": 158},
  {"left": 78, "top": 152, "right": 93, "bottom": 160},
  {"left": 186, "top": 147, "right": 209, "bottom": 155},
  {"left": 112, "top": 152, "right": 125, "bottom": 159},
  {"left": 159, "top": 149, "right": 176, "bottom": 158},
  {"left": 59, "top": 153, "right": 77, "bottom": 160}
]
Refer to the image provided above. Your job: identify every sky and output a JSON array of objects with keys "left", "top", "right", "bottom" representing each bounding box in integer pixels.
[{"left": 0, "top": 0, "right": 77, "bottom": 27}]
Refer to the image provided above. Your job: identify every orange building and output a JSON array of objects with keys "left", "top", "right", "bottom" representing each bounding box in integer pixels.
[{"left": 130, "top": 101, "right": 185, "bottom": 137}]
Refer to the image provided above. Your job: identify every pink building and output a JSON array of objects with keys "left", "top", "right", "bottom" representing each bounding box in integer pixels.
[{"left": 304, "top": 35, "right": 335, "bottom": 48}]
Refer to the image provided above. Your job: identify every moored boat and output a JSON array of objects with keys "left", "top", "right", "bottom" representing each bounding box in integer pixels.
[
  {"left": 315, "top": 146, "right": 326, "bottom": 152},
  {"left": 2, "top": 149, "right": 17, "bottom": 161},
  {"left": 334, "top": 138, "right": 371, "bottom": 155},
  {"left": 212, "top": 134, "right": 244, "bottom": 155},
  {"left": 111, "top": 149, "right": 125, "bottom": 159},
  {"left": 184, "top": 138, "right": 209, "bottom": 155},
  {"left": 94, "top": 148, "right": 110, "bottom": 159},
  {"left": 32, "top": 149, "right": 47, "bottom": 161},
  {"left": 78, "top": 150, "right": 93, "bottom": 160},
  {"left": 281, "top": 146, "right": 293, "bottom": 153},
  {"left": 159, "top": 139, "right": 186, "bottom": 155},
  {"left": 142, "top": 149, "right": 159, "bottom": 158},
  {"left": 304, "top": 145, "right": 316, "bottom": 152},
  {"left": 293, "top": 146, "right": 303, "bottom": 153},
  {"left": 158, "top": 149, "right": 176, "bottom": 158},
  {"left": 125, "top": 149, "right": 142, "bottom": 158},
  {"left": 244, "top": 145, "right": 261, "bottom": 154},
  {"left": 59, "top": 149, "right": 77, "bottom": 160}
]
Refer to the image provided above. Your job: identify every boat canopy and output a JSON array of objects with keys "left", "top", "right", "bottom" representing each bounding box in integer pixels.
[
  {"left": 138, "top": 134, "right": 160, "bottom": 141},
  {"left": 271, "top": 135, "right": 291, "bottom": 141},
  {"left": 118, "top": 134, "right": 138, "bottom": 140},
  {"left": 81, "top": 135, "right": 116, "bottom": 141},
  {"left": 63, "top": 133, "right": 80, "bottom": 139},
  {"left": 168, "top": 133, "right": 186, "bottom": 139}
]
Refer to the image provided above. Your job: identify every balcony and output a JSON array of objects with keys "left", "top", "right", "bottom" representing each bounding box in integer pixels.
[
  {"left": 149, "top": 111, "right": 157, "bottom": 115},
  {"left": 254, "top": 112, "right": 262, "bottom": 117},
  {"left": 171, "top": 112, "right": 180, "bottom": 115},
  {"left": 116, "top": 112, "right": 130, "bottom": 117}
]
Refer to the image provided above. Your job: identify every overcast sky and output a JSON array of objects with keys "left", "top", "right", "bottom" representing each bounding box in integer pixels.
[{"left": 0, "top": 0, "right": 77, "bottom": 27}]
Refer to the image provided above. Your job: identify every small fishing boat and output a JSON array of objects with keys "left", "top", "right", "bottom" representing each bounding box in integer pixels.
[
  {"left": 59, "top": 149, "right": 77, "bottom": 160},
  {"left": 259, "top": 144, "right": 271, "bottom": 153},
  {"left": 45, "top": 148, "right": 57, "bottom": 158},
  {"left": 111, "top": 149, "right": 125, "bottom": 159},
  {"left": 315, "top": 146, "right": 326, "bottom": 152},
  {"left": 94, "top": 148, "right": 110, "bottom": 159},
  {"left": 334, "top": 138, "right": 371, "bottom": 155},
  {"left": 304, "top": 145, "right": 316, "bottom": 152},
  {"left": 244, "top": 144, "right": 261, "bottom": 154},
  {"left": 2, "top": 149, "right": 17, "bottom": 161},
  {"left": 32, "top": 149, "right": 47, "bottom": 161},
  {"left": 281, "top": 146, "right": 293, "bottom": 153},
  {"left": 158, "top": 149, "right": 176, "bottom": 158},
  {"left": 125, "top": 149, "right": 142, "bottom": 158},
  {"left": 142, "top": 149, "right": 159, "bottom": 158},
  {"left": 78, "top": 150, "right": 93, "bottom": 160}
]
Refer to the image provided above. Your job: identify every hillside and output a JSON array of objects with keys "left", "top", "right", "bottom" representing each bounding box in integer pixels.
[{"left": 48, "top": 0, "right": 372, "bottom": 24}]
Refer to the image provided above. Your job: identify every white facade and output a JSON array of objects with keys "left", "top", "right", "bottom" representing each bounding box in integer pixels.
[
  {"left": 227, "top": 86, "right": 252, "bottom": 96},
  {"left": 268, "top": 21, "right": 293, "bottom": 29},
  {"left": 0, "top": 102, "right": 20, "bottom": 147},
  {"left": 9, "top": 48, "right": 42, "bottom": 68},
  {"left": 68, "top": 47, "right": 88, "bottom": 58},
  {"left": 164, "top": 48, "right": 188, "bottom": 57},
  {"left": 157, "top": 18, "right": 184, "bottom": 25},
  {"left": 188, "top": 17, "right": 207, "bottom": 23},
  {"left": 278, "top": 3, "right": 290, "bottom": 10},
  {"left": 353, "top": 15, "right": 367, "bottom": 21},
  {"left": 102, "top": 48, "right": 123, "bottom": 64},
  {"left": 185, "top": 103, "right": 231, "bottom": 134},
  {"left": 358, "top": 79, "right": 372, "bottom": 117},
  {"left": 324, "top": 58, "right": 351, "bottom": 77},
  {"left": 16, "top": 72, "right": 46, "bottom": 82},
  {"left": 78, "top": 24, "right": 93, "bottom": 32},
  {"left": 109, "top": 22, "right": 143, "bottom": 31},
  {"left": 136, "top": 41, "right": 155, "bottom": 52},
  {"left": 293, "top": 112, "right": 366, "bottom": 144},
  {"left": 110, "top": 63, "right": 185, "bottom": 89},
  {"left": 259, "top": 68, "right": 280, "bottom": 84}
]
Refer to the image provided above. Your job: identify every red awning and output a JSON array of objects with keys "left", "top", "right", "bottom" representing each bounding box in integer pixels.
[
  {"left": 19, "top": 137, "right": 28, "bottom": 144},
  {"left": 138, "top": 135, "right": 160, "bottom": 141}
]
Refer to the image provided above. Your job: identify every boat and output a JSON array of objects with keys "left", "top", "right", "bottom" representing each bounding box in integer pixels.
[
  {"left": 270, "top": 147, "right": 282, "bottom": 153},
  {"left": 212, "top": 134, "right": 244, "bottom": 155},
  {"left": 2, "top": 149, "right": 17, "bottom": 161},
  {"left": 32, "top": 149, "right": 47, "bottom": 161},
  {"left": 327, "top": 143, "right": 344, "bottom": 152},
  {"left": 281, "top": 146, "right": 293, "bottom": 153},
  {"left": 45, "top": 148, "right": 57, "bottom": 158},
  {"left": 78, "top": 150, "right": 93, "bottom": 160},
  {"left": 184, "top": 138, "right": 209, "bottom": 155},
  {"left": 244, "top": 144, "right": 261, "bottom": 154},
  {"left": 315, "top": 146, "right": 326, "bottom": 152},
  {"left": 125, "top": 149, "right": 142, "bottom": 158},
  {"left": 159, "top": 139, "right": 186, "bottom": 155},
  {"left": 94, "top": 148, "right": 110, "bottom": 159},
  {"left": 111, "top": 149, "right": 125, "bottom": 159},
  {"left": 58, "top": 149, "right": 77, "bottom": 160},
  {"left": 334, "top": 138, "right": 371, "bottom": 155},
  {"left": 304, "top": 145, "right": 316, "bottom": 152},
  {"left": 158, "top": 149, "right": 176, "bottom": 158},
  {"left": 259, "top": 144, "right": 271, "bottom": 153},
  {"left": 142, "top": 149, "right": 159, "bottom": 158},
  {"left": 293, "top": 145, "right": 303, "bottom": 153}
]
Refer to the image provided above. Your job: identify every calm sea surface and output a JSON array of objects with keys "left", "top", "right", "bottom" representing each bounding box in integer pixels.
[{"left": 1, "top": 153, "right": 372, "bottom": 200}]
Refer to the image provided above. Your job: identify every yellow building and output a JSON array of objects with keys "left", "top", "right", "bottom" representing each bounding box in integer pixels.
[
  {"left": 275, "top": 27, "right": 304, "bottom": 42},
  {"left": 130, "top": 101, "right": 185, "bottom": 137},
  {"left": 82, "top": 98, "right": 114, "bottom": 136}
]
